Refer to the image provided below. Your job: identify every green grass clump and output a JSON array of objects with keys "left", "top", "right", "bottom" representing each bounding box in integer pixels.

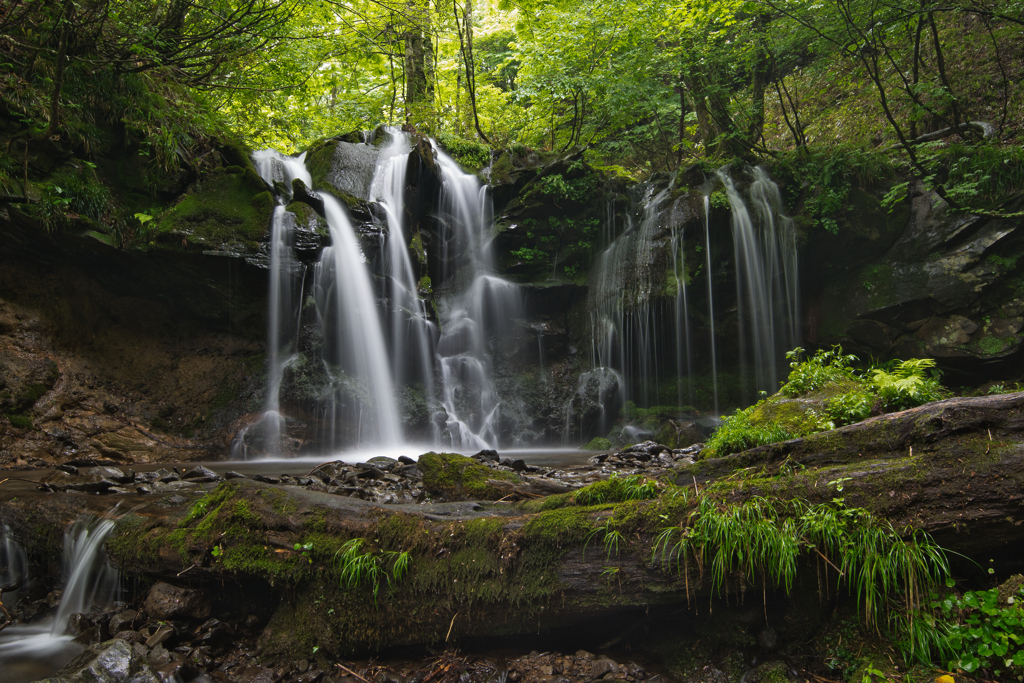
[
  {"left": 573, "top": 473, "right": 661, "bottom": 506},
  {"left": 651, "top": 495, "right": 948, "bottom": 642}
]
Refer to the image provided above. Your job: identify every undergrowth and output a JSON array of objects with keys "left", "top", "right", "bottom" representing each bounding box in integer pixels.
[{"left": 703, "top": 347, "right": 946, "bottom": 457}]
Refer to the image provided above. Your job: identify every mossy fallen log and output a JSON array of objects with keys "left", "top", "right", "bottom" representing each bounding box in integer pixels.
[{"left": 2, "top": 394, "right": 1021, "bottom": 658}]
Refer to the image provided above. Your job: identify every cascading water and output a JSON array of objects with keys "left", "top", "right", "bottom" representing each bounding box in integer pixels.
[
  {"left": 314, "top": 194, "right": 402, "bottom": 447},
  {"left": 369, "top": 130, "right": 439, "bottom": 442},
  {"left": 718, "top": 166, "right": 800, "bottom": 395},
  {"left": 253, "top": 150, "right": 311, "bottom": 454},
  {"left": 253, "top": 134, "right": 797, "bottom": 452},
  {"left": 1, "top": 524, "right": 28, "bottom": 607},
  {"left": 0, "top": 516, "right": 119, "bottom": 683},
  {"left": 254, "top": 148, "right": 400, "bottom": 451},
  {"left": 588, "top": 185, "right": 672, "bottom": 409},
  {"left": 584, "top": 166, "right": 798, "bottom": 420},
  {"left": 431, "top": 145, "right": 524, "bottom": 449}
]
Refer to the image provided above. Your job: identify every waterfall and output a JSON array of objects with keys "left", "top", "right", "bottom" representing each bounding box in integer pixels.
[
  {"left": 50, "top": 517, "right": 119, "bottom": 635},
  {"left": 254, "top": 148, "right": 401, "bottom": 451},
  {"left": 588, "top": 185, "right": 671, "bottom": 408},
  {"left": 703, "top": 194, "right": 719, "bottom": 414},
  {"left": 432, "top": 146, "right": 524, "bottom": 450},
  {"left": 584, "top": 166, "right": 797, "bottom": 421},
  {"left": 718, "top": 167, "right": 800, "bottom": 395},
  {"left": 1, "top": 524, "right": 28, "bottom": 608},
  {"left": 369, "top": 130, "right": 438, "bottom": 441},
  {"left": 315, "top": 194, "right": 401, "bottom": 446},
  {"left": 0, "top": 515, "right": 118, "bottom": 679},
  {"left": 253, "top": 151, "right": 310, "bottom": 454}
]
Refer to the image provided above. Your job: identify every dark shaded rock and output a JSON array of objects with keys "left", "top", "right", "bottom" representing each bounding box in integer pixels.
[
  {"left": 181, "top": 466, "right": 221, "bottom": 482},
  {"left": 34, "top": 638, "right": 160, "bottom": 683},
  {"left": 143, "top": 582, "right": 210, "bottom": 621},
  {"left": 472, "top": 449, "right": 500, "bottom": 463}
]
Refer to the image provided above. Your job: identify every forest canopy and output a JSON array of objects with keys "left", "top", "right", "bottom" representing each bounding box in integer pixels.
[{"left": 1, "top": 0, "right": 1022, "bottom": 205}]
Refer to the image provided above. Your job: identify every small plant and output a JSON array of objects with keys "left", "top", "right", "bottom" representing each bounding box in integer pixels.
[
  {"left": 869, "top": 358, "right": 943, "bottom": 411},
  {"left": 294, "top": 541, "right": 313, "bottom": 563},
  {"left": 335, "top": 539, "right": 413, "bottom": 605},
  {"left": 574, "top": 473, "right": 661, "bottom": 505}
]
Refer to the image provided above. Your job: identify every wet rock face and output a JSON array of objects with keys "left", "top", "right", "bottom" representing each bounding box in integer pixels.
[
  {"left": 815, "top": 184, "right": 1024, "bottom": 373},
  {"left": 34, "top": 638, "right": 160, "bottom": 683},
  {"left": 307, "top": 139, "right": 380, "bottom": 200},
  {"left": 144, "top": 582, "right": 211, "bottom": 621}
]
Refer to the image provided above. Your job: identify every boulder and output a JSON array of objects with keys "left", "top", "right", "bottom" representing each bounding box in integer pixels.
[
  {"left": 143, "top": 582, "right": 210, "bottom": 621},
  {"left": 34, "top": 638, "right": 160, "bottom": 683}
]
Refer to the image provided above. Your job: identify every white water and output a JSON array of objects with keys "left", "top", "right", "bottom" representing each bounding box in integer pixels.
[
  {"left": 253, "top": 151, "right": 312, "bottom": 454},
  {"left": 588, "top": 185, "right": 671, "bottom": 408},
  {"left": 369, "top": 129, "right": 438, "bottom": 441},
  {"left": 316, "top": 194, "right": 402, "bottom": 446},
  {"left": 0, "top": 516, "right": 119, "bottom": 683},
  {"left": 718, "top": 167, "right": 800, "bottom": 395},
  {"left": 431, "top": 145, "right": 524, "bottom": 450}
]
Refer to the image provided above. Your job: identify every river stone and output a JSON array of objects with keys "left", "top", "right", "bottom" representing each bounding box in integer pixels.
[
  {"left": 34, "top": 638, "right": 160, "bottom": 683},
  {"left": 144, "top": 582, "right": 210, "bottom": 621},
  {"left": 181, "top": 465, "right": 221, "bottom": 482}
]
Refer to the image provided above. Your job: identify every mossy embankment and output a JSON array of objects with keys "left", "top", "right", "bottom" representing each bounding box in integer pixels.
[{"left": 83, "top": 404, "right": 1024, "bottom": 661}]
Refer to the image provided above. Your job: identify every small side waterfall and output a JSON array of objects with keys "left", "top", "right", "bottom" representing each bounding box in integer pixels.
[
  {"left": 253, "top": 151, "right": 311, "bottom": 453},
  {"left": 1, "top": 524, "right": 28, "bottom": 607},
  {"left": 588, "top": 185, "right": 672, "bottom": 409},
  {"left": 0, "top": 516, "right": 119, "bottom": 681},
  {"left": 585, "top": 166, "right": 798, "bottom": 419}
]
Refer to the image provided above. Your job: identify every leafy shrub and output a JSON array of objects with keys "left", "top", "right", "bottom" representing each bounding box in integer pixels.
[
  {"left": 704, "top": 347, "right": 946, "bottom": 457},
  {"left": 869, "top": 358, "right": 944, "bottom": 411}
]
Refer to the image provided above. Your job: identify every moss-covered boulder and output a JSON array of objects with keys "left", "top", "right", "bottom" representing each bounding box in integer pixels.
[
  {"left": 152, "top": 166, "right": 272, "bottom": 251},
  {"left": 418, "top": 452, "right": 520, "bottom": 501}
]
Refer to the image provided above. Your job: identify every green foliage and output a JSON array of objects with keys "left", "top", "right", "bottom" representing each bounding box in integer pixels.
[
  {"left": 583, "top": 436, "right": 613, "bottom": 450},
  {"left": 903, "top": 583, "right": 1024, "bottom": 678},
  {"left": 573, "top": 473, "right": 661, "bottom": 506},
  {"left": 868, "top": 358, "right": 943, "bottom": 411},
  {"left": 781, "top": 347, "right": 860, "bottom": 397},
  {"left": 335, "top": 538, "right": 413, "bottom": 605},
  {"left": 536, "top": 172, "right": 596, "bottom": 202},
  {"left": 773, "top": 147, "right": 895, "bottom": 230},
  {"left": 652, "top": 495, "right": 949, "bottom": 637},
  {"left": 704, "top": 347, "right": 946, "bottom": 457},
  {"left": 436, "top": 132, "right": 492, "bottom": 169}
]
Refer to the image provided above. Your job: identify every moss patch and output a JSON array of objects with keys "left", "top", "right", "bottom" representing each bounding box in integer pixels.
[
  {"left": 153, "top": 168, "right": 271, "bottom": 249},
  {"left": 418, "top": 452, "right": 521, "bottom": 501}
]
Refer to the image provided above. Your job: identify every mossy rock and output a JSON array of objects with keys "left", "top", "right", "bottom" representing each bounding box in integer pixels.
[
  {"left": 153, "top": 169, "right": 272, "bottom": 249},
  {"left": 418, "top": 452, "right": 520, "bottom": 501},
  {"left": 583, "top": 436, "right": 612, "bottom": 450}
]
